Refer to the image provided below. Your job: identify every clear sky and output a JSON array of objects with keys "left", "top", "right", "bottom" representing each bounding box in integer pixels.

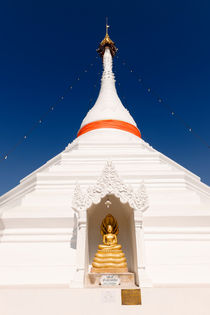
[{"left": 0, "top": 0, "right": 210, "bottom": 195}]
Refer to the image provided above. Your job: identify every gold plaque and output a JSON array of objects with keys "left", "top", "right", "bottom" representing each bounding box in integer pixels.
[{"left": 121, "top": 289, "right": 141, "bottom": 305}]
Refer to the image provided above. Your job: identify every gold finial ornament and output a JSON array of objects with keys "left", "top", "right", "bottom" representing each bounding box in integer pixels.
[
  {"left": 97, "top": 19, "right": 118, "bottom": 57},
  {"left": 91, "top": 214, "right": 128, "bottom": 273}
]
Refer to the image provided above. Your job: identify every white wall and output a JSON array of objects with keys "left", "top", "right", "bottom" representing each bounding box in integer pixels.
[
  {"left": 0, "top": 242, "right": 76, "bottom": 285},
  {"left": 1, "top": 287, "right": 210, "bottom": 315}
]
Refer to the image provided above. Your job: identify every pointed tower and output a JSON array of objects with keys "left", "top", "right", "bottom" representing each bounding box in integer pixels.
[{"left": 77, "top": 26, "right": 141, "bottom": 139}]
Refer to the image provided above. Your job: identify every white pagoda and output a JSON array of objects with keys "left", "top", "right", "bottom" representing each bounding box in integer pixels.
[{"left": 1, "top": 27, "right": 210, "bottom": 315}]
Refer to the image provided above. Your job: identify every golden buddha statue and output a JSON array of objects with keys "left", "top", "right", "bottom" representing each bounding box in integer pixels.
[{"left": 91, "top": 214, "right": 128, "bottom": 273}]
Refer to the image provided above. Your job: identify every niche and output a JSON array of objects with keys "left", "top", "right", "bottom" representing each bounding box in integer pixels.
[{"left": 86, "top": 194, "right": 139, "bottom": 284}]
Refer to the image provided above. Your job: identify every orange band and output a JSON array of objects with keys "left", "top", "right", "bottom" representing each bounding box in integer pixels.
[{"left": 77, "top": 119, "right": 141, "bottom": 138}]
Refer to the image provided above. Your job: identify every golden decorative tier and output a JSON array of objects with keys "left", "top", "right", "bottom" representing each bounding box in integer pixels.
[
  {"left": 91, "top": 248, "right": 128, "bottom": 273},
  {"left": 91, "top": 267, "right": 128, "bottom": 274}
]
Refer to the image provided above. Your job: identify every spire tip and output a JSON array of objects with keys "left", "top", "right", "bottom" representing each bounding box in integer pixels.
[
  {"left": 106, "top": 17, "right": 110, "bottom": 35},
  {"left": 97, "top": 19, "right": 118, "bottom": 58}
]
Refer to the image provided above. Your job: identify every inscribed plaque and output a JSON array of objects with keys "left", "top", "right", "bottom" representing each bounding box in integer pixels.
[
  {"left": 100, "top": 274, "right": 120, "bottom": 286},
  {"left": 121, "top": 289, "right": 141, "bottom": 305}
]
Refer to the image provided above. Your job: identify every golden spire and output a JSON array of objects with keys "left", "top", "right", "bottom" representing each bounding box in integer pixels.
[{"left": 97, "top": 18, "right": 118, "bottom": 57}]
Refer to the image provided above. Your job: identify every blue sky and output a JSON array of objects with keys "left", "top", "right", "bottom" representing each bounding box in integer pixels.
[{"left": 0, "top": 0, "right": 210, "bottom": 195}]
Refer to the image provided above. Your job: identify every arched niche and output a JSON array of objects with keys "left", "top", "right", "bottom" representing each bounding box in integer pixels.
[
  {"left": 86, "top": 194, "right": 139, "bottom": 285},
  {"left": 72, "top": 161, "right": 149, "bottom": 287}
]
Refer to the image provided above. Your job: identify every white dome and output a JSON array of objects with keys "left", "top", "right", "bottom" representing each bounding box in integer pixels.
[{"left": 80, "top": 48, "right": 137, "bottom": 128}]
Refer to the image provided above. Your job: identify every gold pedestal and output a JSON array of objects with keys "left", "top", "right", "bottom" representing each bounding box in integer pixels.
[
  {"left": 91, "top": 267, "right": 128, "bottom": 273},
  {"left": 91, "top": 247, "right": 128, "bottom": 272}
]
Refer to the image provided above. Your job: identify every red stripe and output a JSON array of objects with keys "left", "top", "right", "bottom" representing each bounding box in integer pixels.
[{"left": 77, "top": 120, "right": 141, "bottom": 138}]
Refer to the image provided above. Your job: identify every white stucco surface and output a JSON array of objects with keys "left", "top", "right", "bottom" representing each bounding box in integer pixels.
[
  {"left": 1, "top": 287, "right": 210, "bottom": 315},
  {"left": 0, "top": 130, "right": 209, "bottom": 290},
  {"left": 80, "top": 48, "right": 137, "bottom": 127}
]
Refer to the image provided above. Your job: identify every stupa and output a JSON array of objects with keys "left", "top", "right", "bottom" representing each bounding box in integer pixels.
[{"left": 0, "top": 25, "right": 210, "bottom": 314}]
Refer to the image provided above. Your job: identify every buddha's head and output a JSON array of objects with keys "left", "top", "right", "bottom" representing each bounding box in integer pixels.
[{"left": 107, "top": 225, "right": 113, "bottom": 233}]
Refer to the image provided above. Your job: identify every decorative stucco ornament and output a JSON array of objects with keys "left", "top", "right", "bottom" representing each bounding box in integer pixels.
[{"left": 72, "top": 161, "right": 149, "bottom": 213}]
